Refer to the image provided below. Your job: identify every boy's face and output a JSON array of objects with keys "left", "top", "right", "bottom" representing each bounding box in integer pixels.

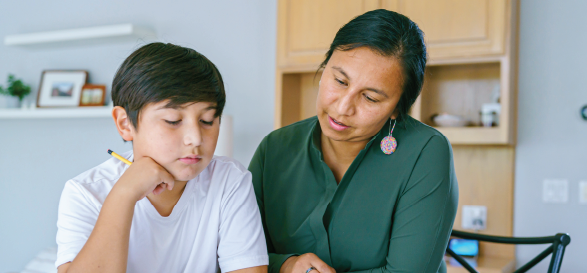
[{"left": 128, "top": 100, "right": 220, "bottom": 182}]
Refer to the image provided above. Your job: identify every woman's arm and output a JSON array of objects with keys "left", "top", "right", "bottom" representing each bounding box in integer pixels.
[
  {"left": 230, "top": 265, "right": 268, "bottom": 273},
  {"left": 351, "top": 135, "right": 459, "bottom": 273},
  {"left": 249, "top": 139, "right": 335, "bottom": 273}
]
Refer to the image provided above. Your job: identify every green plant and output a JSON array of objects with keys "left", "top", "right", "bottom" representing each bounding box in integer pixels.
[{"left": 0, "top": 74, "right": 31, "bottom": 102}]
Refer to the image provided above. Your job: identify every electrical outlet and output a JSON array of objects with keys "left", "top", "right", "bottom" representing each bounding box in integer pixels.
[
  {"left": 462, "top": 205, "right": 487, "bottom": 230},
  {"left": 543, "top": 179, "right": 568, "bottom": 203},
  {"left": 579, "top": 181, "right": 587, "bottom": 204}
]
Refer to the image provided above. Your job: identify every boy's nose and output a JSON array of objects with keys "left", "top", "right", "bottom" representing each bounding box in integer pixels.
[{"left": 184, "top": 125, "right": 203, "bottom": 147}]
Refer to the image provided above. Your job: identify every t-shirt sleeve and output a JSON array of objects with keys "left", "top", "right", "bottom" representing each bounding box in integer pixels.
[
  {"left": 217, "top": 170, "right": 269, "bottom": 272},
  {"left": 55, "top": 180, "right": 100, "bottom": 268}
]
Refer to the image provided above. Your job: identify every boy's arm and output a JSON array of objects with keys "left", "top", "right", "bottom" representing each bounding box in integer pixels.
[
  {"left": 217, "top": 170, "right": 269, "bottom": 272},
  {"left": 58, "top": 157, "right": 175, "bottom": 273}
]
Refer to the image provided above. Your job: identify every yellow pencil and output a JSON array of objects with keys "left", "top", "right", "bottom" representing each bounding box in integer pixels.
[{"left": 107, "top": 149, "right": 132, "bottom": 165}]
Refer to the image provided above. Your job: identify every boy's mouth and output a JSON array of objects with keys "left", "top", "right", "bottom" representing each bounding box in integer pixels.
[{"left": 179, "top": 155, "right": 202, "bottom": 165}]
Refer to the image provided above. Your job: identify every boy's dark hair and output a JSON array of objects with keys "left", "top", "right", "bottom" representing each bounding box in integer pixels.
[
  {"left": 112, "top": 42, "right": 226, "bottom": 129},
  {"left": 319, "top": 9, "right": 427, "bottom": 122}
]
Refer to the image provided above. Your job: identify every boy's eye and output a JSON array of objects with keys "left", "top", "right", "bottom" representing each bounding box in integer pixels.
[
  {"left": 165, "top": 119, "right": 181, "bottom": 125},
  {"left": 200, "top": 119, "right": 214, "bottom": 126}
]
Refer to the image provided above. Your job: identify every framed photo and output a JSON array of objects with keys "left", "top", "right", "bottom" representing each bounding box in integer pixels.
[
  {"left": 37, "top": 70, "right": 88, "bottom": 107},
  {"left": 79, "top": 84, "right": 106, "bottom": 106}
]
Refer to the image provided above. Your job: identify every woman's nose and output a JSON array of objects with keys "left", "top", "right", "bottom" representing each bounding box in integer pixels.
[
  {"left": 183, "top": 124, "right": 203, "bottom": 147},
  {"left": 336, "top": 89, "right": 356, "bottom": 116}
]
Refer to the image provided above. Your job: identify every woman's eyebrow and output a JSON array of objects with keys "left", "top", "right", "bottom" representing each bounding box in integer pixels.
[
  {"left": 365, "top": 87, "right": 388, "bottom": 98},
  {"left": 332, "top": 66, "right": 350, "bottom": 80},
  {"left": 332, "top": 66, "right": 388, "bottom": 98}
]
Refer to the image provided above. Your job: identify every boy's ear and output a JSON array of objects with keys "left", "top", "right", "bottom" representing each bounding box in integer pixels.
[{"left": 112, "top": 106, "right": 134, "bottom": 141}]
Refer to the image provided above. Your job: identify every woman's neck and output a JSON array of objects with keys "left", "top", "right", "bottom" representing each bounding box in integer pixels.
[{"left": 321, "top": 132, "right": 370, "bottom": 183}]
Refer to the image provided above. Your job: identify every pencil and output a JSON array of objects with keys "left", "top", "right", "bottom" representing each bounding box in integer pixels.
[{"left": 107, "top": 149, "right": 133, "bottom": 166}]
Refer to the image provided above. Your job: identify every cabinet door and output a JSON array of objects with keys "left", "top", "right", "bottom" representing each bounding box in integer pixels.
[
  {"left": 277, "top": 0, "right": 379, "bottom": 68},
  {"left": 382, "top": 0, "right": 508, "bottom": 61}
]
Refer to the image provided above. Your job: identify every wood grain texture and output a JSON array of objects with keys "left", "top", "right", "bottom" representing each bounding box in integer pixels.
[{"left": 382, "top": 0, "right": 507, "bottom": 61}]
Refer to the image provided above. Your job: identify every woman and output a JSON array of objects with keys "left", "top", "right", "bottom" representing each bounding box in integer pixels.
[{"left": 249, "top": 9, "right": 458, "bottom": 273}]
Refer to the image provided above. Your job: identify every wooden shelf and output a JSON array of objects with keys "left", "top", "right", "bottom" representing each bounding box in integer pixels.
[
  {"left": 434, "top": 127, "right": 507, "bottom": 145},
  {"left": 0, "top": 107, "right": 112, "bottom": 119},
  {"left": 446, "top": 256, "right": 515, "bottom": 273},
  {"left": 4, "top": 24, "right": 155, "bottom": 46}
]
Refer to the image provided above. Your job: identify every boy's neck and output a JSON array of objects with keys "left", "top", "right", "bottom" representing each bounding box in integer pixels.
[{"left": 146, "top": 180, "right": 188, "bottom": 217}]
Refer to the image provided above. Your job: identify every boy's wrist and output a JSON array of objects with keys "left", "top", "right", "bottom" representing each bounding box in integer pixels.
[{"left": 111, "top": 182, "right": 144, "bottom": 203}]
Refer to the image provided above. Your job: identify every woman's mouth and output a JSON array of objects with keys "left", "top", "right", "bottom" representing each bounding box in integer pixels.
[
  {"left": 328, "top": 115, "right": 350, "bottom": 131},
  {"left": 179, "top": 155, "right": 201, "bottom": 165}
]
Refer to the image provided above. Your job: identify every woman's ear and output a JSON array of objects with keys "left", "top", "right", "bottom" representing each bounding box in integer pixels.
[
  {"left": 390, "top": 108, "right": 400, "bottom": 120},
  {"left": 112, "top": 106, "right": 134, "bottom": 141}
]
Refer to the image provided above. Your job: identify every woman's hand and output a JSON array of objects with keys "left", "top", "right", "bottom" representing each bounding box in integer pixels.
[
  {"left": 113, "top": 156, "right": 176, "bottom": 202},
  {"left": 280, "top": 253, "right": 336, "bottom": 273}
]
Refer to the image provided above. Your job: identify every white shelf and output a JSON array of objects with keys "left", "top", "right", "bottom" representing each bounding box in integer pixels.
[
  {"left": 0, "top": 107, "right": 113, "bottom": 119},
  {"left": 4, "top": 24, "right": 155, "bottom": 46}
]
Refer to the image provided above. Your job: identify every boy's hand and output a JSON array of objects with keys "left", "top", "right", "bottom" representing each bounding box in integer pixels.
[{"left": 113, "top": 157, "right": 176, "bottom": 202}]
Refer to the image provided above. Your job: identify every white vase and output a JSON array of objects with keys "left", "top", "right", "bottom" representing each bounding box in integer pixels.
[{"left": 4, "top": 96, "right": 21, "bottom": 108}]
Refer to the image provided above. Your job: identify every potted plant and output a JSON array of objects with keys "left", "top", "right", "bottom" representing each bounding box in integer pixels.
[{"left": 0, "top": 74, "right": 31, "bottom": 108}]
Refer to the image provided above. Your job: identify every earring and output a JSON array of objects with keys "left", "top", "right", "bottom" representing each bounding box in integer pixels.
[{"left": 380, "top": 119, "right": 397, "bottom": 155}]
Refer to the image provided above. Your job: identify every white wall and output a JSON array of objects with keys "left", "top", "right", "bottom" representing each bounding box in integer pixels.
[
  {"left": 515, "top": 0, "right": 587, "bottom": 271},
  {"left": 0, "top": 0, "right": 276, "bottom": 271}
]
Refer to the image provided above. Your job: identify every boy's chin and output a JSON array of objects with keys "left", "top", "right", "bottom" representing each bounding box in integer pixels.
[{"left": 170, "top": 168, "right": 203, "bottom": 182}]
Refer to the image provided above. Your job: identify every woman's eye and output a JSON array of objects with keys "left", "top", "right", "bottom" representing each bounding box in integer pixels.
[
  {"left": 200, "top": 119, "right": 214, "bottom": 126},
  {"left": 165, "top": 119, "right": 181, "bottom": 125},
  {"left": 363, "top": 94, "right": 377, "bottom": 102},
  {"left": 335, "top": 78, "right": 346, "bottom": 86}
]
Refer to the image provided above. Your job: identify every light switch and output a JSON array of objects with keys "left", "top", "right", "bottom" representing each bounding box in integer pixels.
[
  {"left": 542, "top": 179, "right": 568, "bottom": 203},
  {"left": 579, "top": 181, "right": 587, "bottom": 204},
  {"left": 462, "top": 205, "right": 487, "bottom": 230}
]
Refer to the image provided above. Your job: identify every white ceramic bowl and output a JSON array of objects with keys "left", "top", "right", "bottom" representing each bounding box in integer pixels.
[{"left": 432, "top": 113, "right": 468, "bottom": 127}]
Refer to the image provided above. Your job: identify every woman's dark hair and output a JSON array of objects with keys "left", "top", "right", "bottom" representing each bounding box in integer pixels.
[
  {"left": 112, "top": 42, "right": 226, "bottom": 129},
  {"left": 319, "top": 9, "right": 427, "bottom": 121}
]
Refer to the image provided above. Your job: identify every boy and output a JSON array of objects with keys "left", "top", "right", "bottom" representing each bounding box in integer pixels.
[{"left": 55, "top": 43, "right": 268, "bottom": 273}]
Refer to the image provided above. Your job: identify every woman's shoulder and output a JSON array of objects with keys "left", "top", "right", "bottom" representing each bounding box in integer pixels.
[
  {"left": 400, "top": 116, "right": 451, "bottom": 146},
  {"left": 262, "top": 116, "right": 317, "bottom": 147}
]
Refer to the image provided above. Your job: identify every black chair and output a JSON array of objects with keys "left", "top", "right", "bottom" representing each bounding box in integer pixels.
[{"left": 446, "top": 230, "right": 571, "bottom": 273}]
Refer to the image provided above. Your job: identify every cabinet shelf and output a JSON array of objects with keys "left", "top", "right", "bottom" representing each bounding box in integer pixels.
[
  {"left": 0, "top": 107, "right": 113, "bottom": 119},
  {"left": 4, "top": 24, "right": 155, "bottom": 46}
]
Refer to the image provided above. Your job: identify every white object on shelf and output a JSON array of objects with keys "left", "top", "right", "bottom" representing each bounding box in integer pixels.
[
  {"left": 4, "top": 24, "right": 155, "bottom": 46},
  {"left": 432, "top": 113, "right": 468, "bottom": 127},
  {"left": 462, "top": 205, "right": 487, "bottom": 230},
  {"left": 215, "top": 115, "right": 234, "bottom": 158},
  {"left": 0, "top": 107, "right": 113, "bottom": 119}
]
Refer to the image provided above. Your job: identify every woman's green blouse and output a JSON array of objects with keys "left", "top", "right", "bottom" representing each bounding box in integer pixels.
[{"left": 249, "top": 116, "right": 458, "bottom": 273}]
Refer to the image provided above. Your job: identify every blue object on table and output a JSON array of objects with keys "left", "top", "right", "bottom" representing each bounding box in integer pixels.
[{"left": 449, "top": 238, "right": 479, "bottom": 257}]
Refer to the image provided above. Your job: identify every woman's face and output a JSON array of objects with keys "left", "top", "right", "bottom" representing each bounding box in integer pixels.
[{"left": 317, "top": 47, "right": 404, "bottom": 143}]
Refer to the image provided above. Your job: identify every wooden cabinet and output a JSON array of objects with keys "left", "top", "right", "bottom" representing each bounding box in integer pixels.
[
  {"left": 382, "top": 0, "right": 507, "bottom": 61},
  {"left": 277, "top": 0, "right": 380, "bottom": 68},
  {"left": 274, "top": 2, "right": 519, "bottom": 272},
  {"left": 278, "top": 0, "right": 508, "bottom": 68},
  {"left": 276, "top": 0, "right": 517, "bottom": 145}
]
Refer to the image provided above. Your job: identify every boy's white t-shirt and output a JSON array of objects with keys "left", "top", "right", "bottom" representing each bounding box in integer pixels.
[{"left": 55, "top": 151, "right": 268, "bottom": 272}]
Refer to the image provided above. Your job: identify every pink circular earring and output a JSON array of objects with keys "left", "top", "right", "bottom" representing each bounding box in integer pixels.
[{"left": 380, "top": 119, "right": 397, "bottom": 155}]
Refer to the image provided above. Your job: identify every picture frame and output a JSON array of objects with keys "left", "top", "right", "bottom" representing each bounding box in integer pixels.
[
  {"left": 36, "top": 70, "right": 88, "bottom": 107},
  {"left": 79, "top": 84, "right": 106, "bottom": 106}
]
